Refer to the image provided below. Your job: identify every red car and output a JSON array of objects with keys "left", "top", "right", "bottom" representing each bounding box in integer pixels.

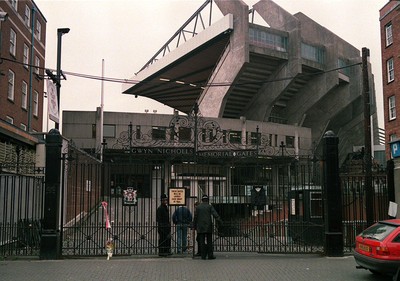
[{"left": 354, "top": 219, "right": 400, "bottom": 275}]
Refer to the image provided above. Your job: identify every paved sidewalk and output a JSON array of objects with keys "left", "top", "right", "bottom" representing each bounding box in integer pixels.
[{"left": 0, "top": 253, "right": 393, "bottom": 281}]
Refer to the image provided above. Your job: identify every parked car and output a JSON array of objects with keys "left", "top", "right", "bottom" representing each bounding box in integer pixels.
[{"left": 354, "top": 219, "right": 400, "bottom": 275}]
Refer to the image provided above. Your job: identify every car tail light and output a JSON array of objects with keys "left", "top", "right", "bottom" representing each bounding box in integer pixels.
[{"left": 376, "top": 246, "right": 390, "bottom": 256}]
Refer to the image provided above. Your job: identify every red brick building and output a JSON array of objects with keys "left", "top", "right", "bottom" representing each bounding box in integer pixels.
[
  {"left": 0, "top": 0, "right": 46, "bottom": 168},
  {"left": 380, "top": 1, "right": 400, "bottom": 158}
]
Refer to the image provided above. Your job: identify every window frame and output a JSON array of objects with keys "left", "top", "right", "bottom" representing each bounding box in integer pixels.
[
  {"left": 33, "top": 90, "right": 38, "bottom": 117},
  {"left": 152, "top": 126, "right": 166, "bottom": 141},
  {"left": 10, "top": 0, "right": 18, "bottom": 10},
  {"left": 310, "top": 191, "right": 323, "bottom": 219},
  {"left": 35, "top": 56, "right": 40, "bottom": 75},
  {"left": 389, "top": 95, "right": 396, "bottom": 121},
  {"left": 229, "top": 130, "right": 242, "bottom": 144},
  {"left": 8, "top": 70, "right": 15, "bottom": 101},
  {"left": 6, "top": 116, "right": 14, "bottom": 125},
  {"left": 286, "top": 136, "right": 295, "bottom": 148},
  {"left": 9, "top": 29, "right": 16, "bottom": 56},
  {"left": 103, "top": 124, "right": 116, "bottom": 138},
  {"left": 21, "top": 80, "right": 27, "bottom": 109},
  {"left": 387, "top": 57, "right": 395, "bottom": 83},
  {"left": 386, "top": 23, "right": 393, "bottom": 47},
  {"left": 178, "top": 127, "right": 191, "bottom": 143},
  {"left": 23, "top": 43, "right": 29, "bottom": 69},
  {"left": 35, "top": 20, "right": 41, "bottom": 41},
  {"left": 24, "top": 4, "right": 31, "bottom": 27}
]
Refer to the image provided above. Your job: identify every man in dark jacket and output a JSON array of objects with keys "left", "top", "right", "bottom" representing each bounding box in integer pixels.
[
  {"left": 193, "top": 194, "right": 221, "bottom": 260},
  {"left": 156, "top": 193, "right": 171, "bottom": 256}
]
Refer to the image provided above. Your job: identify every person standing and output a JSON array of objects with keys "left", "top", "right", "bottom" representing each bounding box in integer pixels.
[
  {"left": 156, "top": 193, "right": 171, "bottom": 256},
  {"left": 172, "top": 205, "right": 192, "bottom": 253},
  {"left": 193, "top": 194, "right": 222, "bottom": 260},
  {"left": 193, "top": 201, "right": 200, "bottom": 256}
]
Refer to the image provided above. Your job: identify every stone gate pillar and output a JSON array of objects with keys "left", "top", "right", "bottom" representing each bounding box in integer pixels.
[
  {"left": 323, "top": 130, "right": 343, "bottom": 257},
  {"left": 40, "top": 129, "right": 62, "bottom": 259}
]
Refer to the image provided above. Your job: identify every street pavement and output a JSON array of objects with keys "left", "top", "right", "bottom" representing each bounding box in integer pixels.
[{"left": 0, "top": 253, "right": 394, "bottom": 281}]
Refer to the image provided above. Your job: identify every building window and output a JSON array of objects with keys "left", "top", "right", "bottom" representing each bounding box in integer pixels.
[
  {"left": 386, "top": 23, "right": 393, "bottom": 46},
  {"left": 35, "top": 56, "right": 40, "bottom": 75},
  {"left": 152, "top": 126, "right": 166, "bottom": 140},
  {"left": 33, "top": 91, "right": 38, "bottom": 116},
  {"left": 301, "top": 42, "right": 325, "bottom": 64},
  {"left": 23, "top": 44, "right": 29, "bottom": 69},
  {"left": 286, "top": 136, "right": 295, "bottom": 148},
  {"left": 390, "top": 134, "right": 397, "bottom": 142},
  {"left": 6, "top": 116, "right": 14, "bottom": 124},
  {"left": 9, "top": 29, "right": 16, "bottom": 56},
  {"left": 35, "top": 20, "right": 41, "bottom": 41},
  {"left": 387, "top": 58, "right": 394, "bottom": 83},
  {"left": 21, "top": 81, "right": 27, "bottom": 109},
  {"left": 91, "top": 124, "right": 96, "bottom": 138},
  {"left": 338, "top": 58, "right": 350, "bottom": 76},
  {"left": 310, "top": 192, "right": 323, "bottom": 218},
  {"left": 104, "top": 124, "right": 116, "bottom": 138},
  {"left": 179, "top": 127, "right": 191, "bottom": 142},
  {"left": 136, "top": 125, "right": 141, "bottom": 140},
  {"left": 389, "top": 95, "right": 396, "bottom": 120},
  {"left": 250, "top": 131, "right": 261, "bottom": 145},
  {"left": 8, "top": 70, "right": 15, "bottom": 101},
  {"left": 10, "top": 0, "right": 17, "bottom": 10},
  {"left": 20, "top": 123, "right": 27, "bottom": 131},
  {"left": 24, "top": 5, "right": 30, "bottom": 27},
  {"left": 213, "top": 180, "right": 221, "bottom": 196},
  {"left": 229, "top": 131, "right": 241, "bottom": 144}
]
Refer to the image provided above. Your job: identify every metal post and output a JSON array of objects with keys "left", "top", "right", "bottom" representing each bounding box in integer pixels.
[
  {"left": 55, "top": 28, "right": 70, "bottom": 129},
  {"left": 323, "top": 130, "right": 343, "bottom": 257},
  {"left": 193, "top": 103, "right": 199, "bottom": 160},
  {"left": 27, "top": 7, "right": 35, "bottom": 131},
  {"left": 387, "top": 159, "right": 395, "bottom": 204},
  {"left": 362, "top": 47, "right": 374, "bottom": 227}
]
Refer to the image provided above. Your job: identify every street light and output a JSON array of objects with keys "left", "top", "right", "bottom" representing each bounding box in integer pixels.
[
  {"left": 55, "top": 28, "right": 70, "bottom": 129},
  {"left": 0, "top": 12, "right": 8, "bottom": 58},
  {"left": 0, "top": 11, "right": 8, "bottom": 21}
]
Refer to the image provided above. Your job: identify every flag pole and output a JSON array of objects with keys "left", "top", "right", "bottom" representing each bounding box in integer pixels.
[{"left": 100, "top": 59, "right": 104, "bottom": 162}]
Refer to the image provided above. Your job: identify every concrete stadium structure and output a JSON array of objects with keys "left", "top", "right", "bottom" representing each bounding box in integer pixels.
[{"left": 122, "top": 0, "right": 380, "bottom": 164}]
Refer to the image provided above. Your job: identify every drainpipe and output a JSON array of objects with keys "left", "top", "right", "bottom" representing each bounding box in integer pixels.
[{"left": 28, "top": 7, "right": 36, "bottom": 131}]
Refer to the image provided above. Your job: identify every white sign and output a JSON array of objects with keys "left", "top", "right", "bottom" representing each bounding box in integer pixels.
[
  {"left": 389, "top": 201, "right": 398, "bottom": 218},
  {"left": 47, "top": 79, "right": 59, "bottom": 123}
]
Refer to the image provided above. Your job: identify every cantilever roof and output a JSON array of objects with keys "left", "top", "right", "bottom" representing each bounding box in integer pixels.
[{"left": 122, "top": 15, "right": 233, "bottom": 114}]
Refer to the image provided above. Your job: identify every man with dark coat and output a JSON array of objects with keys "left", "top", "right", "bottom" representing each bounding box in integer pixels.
[
  {"left": 156, "top": 193, "right": 171, "bottom": 256},
  {"left": 193, "top": 194, "right": 221, "bottom": 260}
]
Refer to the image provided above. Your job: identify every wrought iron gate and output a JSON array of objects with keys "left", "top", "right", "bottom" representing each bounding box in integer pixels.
[
  {"left": 0, "top": 143, "right": 390, "bottom": 258},
  {"left": 60, "top": 142, "right": 333, "bottom": 257},
  {"left": 0, "top": 165, "right": 45, "bottom": 257}
]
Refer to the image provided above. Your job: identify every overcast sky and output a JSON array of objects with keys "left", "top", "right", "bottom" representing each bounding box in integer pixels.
[{"left": 34, "top": 0, "right": 388, "bottom": 131}]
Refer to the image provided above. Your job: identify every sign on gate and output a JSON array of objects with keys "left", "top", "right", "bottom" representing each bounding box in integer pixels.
[
  {"left": 169, "top": 188, "right": 186, "bottom": 206},
  {"left": 123, "top": 187, "right": 138, "bottom": 206}
]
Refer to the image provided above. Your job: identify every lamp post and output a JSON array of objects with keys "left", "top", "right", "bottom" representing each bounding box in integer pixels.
[
  {"left": 0, "top": 12, "right": 8, "bottom": 59},
  {"left": 55, "top": 28, "right": 70, "bottom": 129}
]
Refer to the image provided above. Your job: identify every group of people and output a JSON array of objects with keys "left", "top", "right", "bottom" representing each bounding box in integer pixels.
[{"left": 156, "top": 193, "right": 221, "bottom": 260}]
